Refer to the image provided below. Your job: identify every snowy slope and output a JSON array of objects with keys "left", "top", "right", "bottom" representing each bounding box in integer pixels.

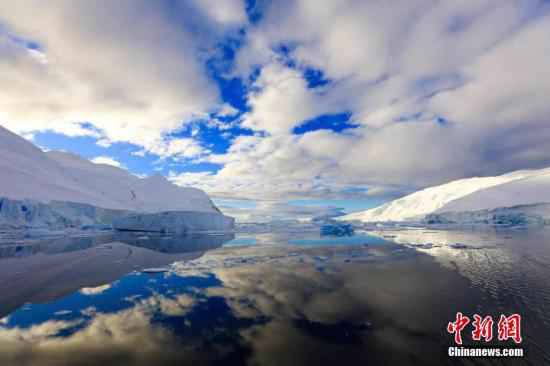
[
  {"left": 0, "top": 125, "right": 219, "bottom": 214},
  {"left": 435, "top": 168, "right": 550, "bottom": 213},
  {"left": 341, "top": 168, "right": 550, "bottom": 222}
]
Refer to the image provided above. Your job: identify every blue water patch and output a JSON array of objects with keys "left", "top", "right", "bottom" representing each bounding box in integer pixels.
[
  {"left": 3, "top": 272, "right": 221, "bottom": 330},
  {"left": 223, "top": 237, "right": 257, "bottom": 247},
  {"left": 289, "top": 234, "right": 389, "bottom": 247}
]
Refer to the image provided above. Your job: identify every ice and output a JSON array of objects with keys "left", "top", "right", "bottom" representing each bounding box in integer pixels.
[
  {"left": 0, "top": 126, "right": 234, "bottom": 232},
  {"left": 425, "top": 204, "right": 550, "bottom": 227},
  {"left": 340, "top": 166, "right": 550, "bottom": 225},
  {"left": 0, "top": 197, "right": 125, "bottom": 230},
  {"left": 113, "top": 211, "right": 235, "bottom": 233},
  {"left": 0, "top": 125, "right": 222, "bottom": 214},
  {"left": 320, "top": 223, "right": 354, "bottom": 236}
]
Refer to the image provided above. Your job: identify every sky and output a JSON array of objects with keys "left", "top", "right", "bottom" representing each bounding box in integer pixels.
[{"left": 1, "top": 0, "right": 550, "bottom": 221}]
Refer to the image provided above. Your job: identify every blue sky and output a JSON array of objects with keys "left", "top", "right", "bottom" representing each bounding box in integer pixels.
[{"left": 2, "top": 0, "right": 550, "bottom": 221}]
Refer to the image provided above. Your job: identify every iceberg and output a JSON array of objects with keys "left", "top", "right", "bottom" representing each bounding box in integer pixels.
[
  {"left": 113, "top": 211, "right": 235, "bottom": 233},
  {"left": 320, "top": 223, "right": 354, "bottom": 236}
]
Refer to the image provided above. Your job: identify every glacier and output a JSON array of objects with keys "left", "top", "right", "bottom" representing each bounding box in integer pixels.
[
  {"left": 340, "top": 167, "right": 550, "bottom": 226},
  {"left": 0, "top": 125, "right": 234, "bottom": 232}
]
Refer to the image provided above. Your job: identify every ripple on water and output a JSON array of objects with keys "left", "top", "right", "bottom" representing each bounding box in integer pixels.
[{"left": 370, "top": 227, "right": 550, "bottom": 363}]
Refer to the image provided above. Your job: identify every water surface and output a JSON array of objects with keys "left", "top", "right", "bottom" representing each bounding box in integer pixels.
[{"left": 0, "top": 228, "right": 549, "bottom": 365}]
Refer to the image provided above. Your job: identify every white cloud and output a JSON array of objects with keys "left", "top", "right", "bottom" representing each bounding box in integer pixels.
[
  {"left": 147, "top": 138, "right": 207, "bottom": 160},
  {"left": 90, "top": 157, "right": 124, "bottom": 169},
  {"left": 169, "top": 171, "right": 217, "bottom": 188},
  {"left": 217, "top": 0, "right": 550, "bottom": 198},
  {"left": 242, "top": 62, "right": 342, "bottom": 135},
  {"left": 170, "top": 131, "right": 365, "bottom": 200},
  {"left": 430, "top": 13, "right": 550, "bottom": 129},
  {"left": 0, "top": 0, "right": 223, "bottom": 155},
  {"left": 189, "top": 0, "right": 247, "bottom": 26},
  {"left": 2, "top": 0, "right": 550, "bottom": 202}
]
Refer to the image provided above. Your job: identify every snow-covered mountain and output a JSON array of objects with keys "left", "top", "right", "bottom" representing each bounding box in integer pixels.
[
  {"left": 341, "top": 167, "right": 550, "bottom": 223},
  {"left": 0, "top": 125, "right": 219, "bottom": 213},
  {"left": 433, "top": 168, "right": 550, "bottom": 213}
]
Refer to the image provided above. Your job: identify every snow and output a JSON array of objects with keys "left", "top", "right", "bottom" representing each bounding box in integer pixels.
[
  {"left": 0, "top": 125, "right": 233, "bottom": 231},
  {"left": 435, "top": 169, "right": 550, "bottom": 213},
  {"left": 341, "top": 167, "right": 550, "bottom": 223},
  {"left": 0, "top": 126, "right": 219, "bottom": 214}
]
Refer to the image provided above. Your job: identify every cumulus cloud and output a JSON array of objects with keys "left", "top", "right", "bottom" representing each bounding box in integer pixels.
[
  {"left": 139, "top": 138, "right": 207, "bottom": 160},
  {"left": 170, "top": 131, "right": 363, "bottom": 200},
  {"left": 201, "top": 0, "right": 550, "bottom": 198},
  {"left": 0, "top": 0, "right": 244, "bottom": 155},
  {"left": 89, "top": 157, "right": 124, "bottom": 169},
  {"left": 2, "top": 0, "right": 550, "bottom": 201},
  {"left": 430, "top": 13, "right": 550, "bottom": 132},
  {"left": 242, "top": 63, "right": 342, "bottom": 135}
]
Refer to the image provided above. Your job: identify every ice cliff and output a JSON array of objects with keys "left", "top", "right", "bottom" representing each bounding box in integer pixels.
[
  {"left": 425, "top": 203, "right": 550, "bottom": 227},
  {"left": 113, "top": 211, "right": 235, "bottom": 233},
  {"left": 0, "top": 197, "right": 128, "bottom": 230}
]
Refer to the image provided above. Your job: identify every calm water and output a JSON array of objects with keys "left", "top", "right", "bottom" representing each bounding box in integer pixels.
[{"left": 0, "top": 228, "right": 549, "bottom": 365}]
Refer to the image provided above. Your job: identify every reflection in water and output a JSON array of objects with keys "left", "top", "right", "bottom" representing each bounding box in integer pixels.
[
  {"left": 112, "top": 231, "right": 235, "bottom": 253},
  {"left": 0, "top": 231, "right": 235, "bottom": 258},
  {"left": 0, "top": 232, "right": 234, "bottom": 318},
  {"left": 0, "top": 229, "right": 549, "bottom": 365},
  {"left": 369, "top": 226, "right": 550, "bottom": 354},
  {"left": 223, "top": 230, "right": 390, "bottom": 248}
]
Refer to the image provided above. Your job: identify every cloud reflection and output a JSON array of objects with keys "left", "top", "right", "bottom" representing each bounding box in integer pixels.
[
  {"left": 1, "top": 242, "right": 539, "bottom": 365},
  {"left": 80, "top": 284, "right": 112, "bottom": 296},
  {"left": 0, "top": 294, "right": 203, "bottom": 366}
]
